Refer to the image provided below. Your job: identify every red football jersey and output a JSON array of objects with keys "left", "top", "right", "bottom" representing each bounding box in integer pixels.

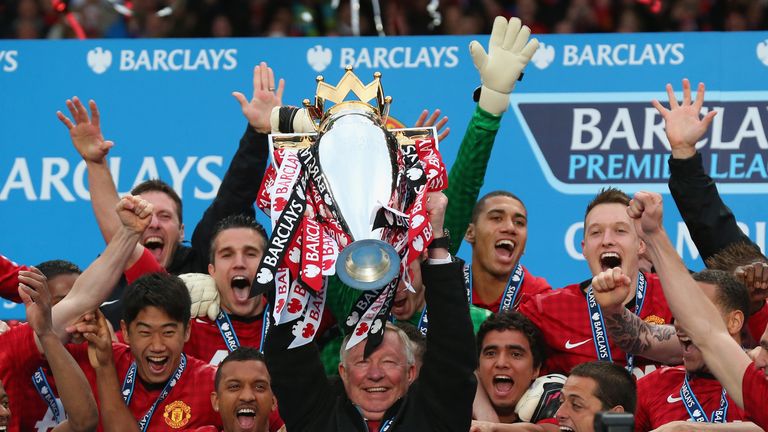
[
  {"left": 470, "top": 265, "right": 552, "bottom": 313},
  {"left": 186, "top": 300, "right": 335, "bottom": 367},
  {"left": 635, "top": 366, "right": 747, "bottom": 431},
  {"left": 1, "top": 324, "right": 67, "bottom": 432},
  {"left": 518, "top": 273, "right": 672, "bottom": 378},
  {"left": 0, "top": 254, "right": 26, "bottom": 302},
  {"left": 186, "top": 312, "right": 270, "bottom": 366},
  {"left": 742, "top": 362, "right": 768, "bottom": 429},
  {"left": 65, "top": 343, "right": 222, "bottom": 430},
  {"left": 124, "top": 247, "right": 165, "bottom": 284}
]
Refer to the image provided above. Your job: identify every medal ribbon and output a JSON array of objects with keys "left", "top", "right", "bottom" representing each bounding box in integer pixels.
[
  {"left": 416, "top": 306, "right": 429, "bottom": 336},
  {"left": 681, "top": 374, "right": 728, "bottom": 423},
  {"left": 121, "top": 353, "right": 187, "bottom": 432},
  {"left": 215, "top": 310, "right": 240, "bottom": 352},
  {"left": 465, "top": 263, "right": 525, "bottom": 312},
  {"left": 215, "top": 307, "right": 271, "bottom": 353},
  {"left": 32, "top": 368, "right": 63, "bottom": 423}
]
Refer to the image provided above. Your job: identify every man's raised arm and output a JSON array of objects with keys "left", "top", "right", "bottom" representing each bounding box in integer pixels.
[
  {"left": 57, "top": 97, "right": 122, "bottom": 245},
  {"left": 657, "top": 79, "right": 755, "bottom": 261},
  {"left": 444, "top": 17, "right": 539, "bottom": 249},
  {"left": 190, "top": 62, "right": 283, "bottom": 260},
  {"left": 629, "top": 191, "right": 752, "bottom": 407},
  {"left": 49, "top": 195, "right": 153, "bottom": 343}
]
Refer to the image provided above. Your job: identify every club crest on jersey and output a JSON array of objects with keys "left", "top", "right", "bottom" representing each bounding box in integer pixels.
[
  {"left": 644, "top": 314, "right": 665, "bottom": 325},
  {"left": 163, "top": 400, "right": 191, "bottom": 428}
]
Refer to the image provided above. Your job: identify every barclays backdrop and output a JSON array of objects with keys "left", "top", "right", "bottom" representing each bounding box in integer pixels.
[{"left": 1, "top": 32, "right": 768, "bottom": 319}]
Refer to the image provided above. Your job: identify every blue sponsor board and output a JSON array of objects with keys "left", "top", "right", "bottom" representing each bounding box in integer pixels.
[{"left": 1, "top": 32, "right": 767, "bottom": 319}]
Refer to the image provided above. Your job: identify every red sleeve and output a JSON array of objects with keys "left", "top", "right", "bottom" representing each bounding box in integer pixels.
[
  {"left": 743, "top": 362, "right": 768, "bottom": 429},
  {"left": 0, "top": 254, "right": 26, "bottom": 302},
  {"left": 124, "top": 247, "right": 166, "bottom": 284},
  {"left": 633, "top": 378, "right": 652, "bottom": 432}
]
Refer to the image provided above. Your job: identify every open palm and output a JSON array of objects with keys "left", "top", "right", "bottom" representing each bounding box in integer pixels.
[
  {"left": 57, "top": 97, "right": 113, "bottom": 163},
  {"left": 652, "top": 79, "right": 716, "bottom": 158}
]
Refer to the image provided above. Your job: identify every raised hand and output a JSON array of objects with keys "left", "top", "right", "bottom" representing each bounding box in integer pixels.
[
  {"left": 83, "top": 310, "right": 115, "bottom": 369},
  {"left": 233, "top": 62, "right": 285, "bottom": 133},
  {"left": 115, "top": 195, "right": 154, "bottom": 234},
  {"left": 57, "top": 97, "right": 114, "bottom": 164},
  {"left": 414, "top": 109, "right": 450, "bottom": 142},
  {"left": 592, "top": 267, "right": 632, "bottom": 312},
  {"left": 627, "top": 191, "right": 665, "bottom": 239},
  {"left": 652, "top": 79, "right": 717, "bottom": 159},
  {"left": 469, "top": 16, "right": 539, "bottom": 115},
  {"left": 18, "top": 267, "right": 54, "bottom": 337}
]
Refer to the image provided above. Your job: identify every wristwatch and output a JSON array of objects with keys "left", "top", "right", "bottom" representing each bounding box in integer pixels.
[{"left": 428, "top": 228, "right": 451, "bottom": 250}]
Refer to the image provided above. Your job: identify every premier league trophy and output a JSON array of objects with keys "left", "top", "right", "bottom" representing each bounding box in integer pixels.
[{"left": 250, "top": 66, "right": 447, "bottom": 351}]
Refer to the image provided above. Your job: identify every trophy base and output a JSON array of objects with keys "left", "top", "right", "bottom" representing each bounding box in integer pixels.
[{"left": 336, "top": 239, "right": 400, "bottom": 291}]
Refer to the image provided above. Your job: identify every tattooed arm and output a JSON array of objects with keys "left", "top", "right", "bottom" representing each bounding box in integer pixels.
[
  {"left": 592, "top": 267, "right": 682, "bottom": 365},
  {"left": 605, "top": 307, "right": 682, "bottom": 364}
]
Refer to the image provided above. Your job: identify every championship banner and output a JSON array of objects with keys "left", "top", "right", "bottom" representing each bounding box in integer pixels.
[{"left": 2, "top": 32, "right": 768, "bottom": 319}]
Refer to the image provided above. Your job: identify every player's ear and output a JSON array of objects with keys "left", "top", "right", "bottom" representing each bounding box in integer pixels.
[
  {"left": 184, "top": 320, "right": 191, "bottom": 343},
  {"left": 211, "top": 391, "right": 219, "bottom": 412},
  {"left": 120, "top": 320, "right": 130, "bottom": 345},
  {"left": 608, "top": 405, "right": 626, "bottom": 413},
  {"left": 465, "top": 223, "right": 476, "bottom": 244},
  {"left": 726, "top": 310, "right": 745, "bottom": 336}
]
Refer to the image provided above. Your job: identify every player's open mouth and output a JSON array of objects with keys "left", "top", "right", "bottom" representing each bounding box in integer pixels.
[
  {"left": 236, "top": 407, "right": 257, "bottom": 430},
  {"left": 559, "top": 427, "right": 575, "bottom": 432},
  {"left": 144, "top": 236, "right": 165, "bottom": 261},
  {"left": 231, "top": 276, "right": 251, "bottom": 302},
  {"left": 147, "top": 356, "right": 169, "bottom": 374},
  {"left": 600, "top": 252, "right": 622, "bottom": 270},
  {"left": 495, "top": 240, "right": 516, "bottom": 260},
  {"left": 493, "top": 374, "right": 514, "bottom": 394},
  {"left": 0, "top": 425, "right": 7, "bottom": 431}
]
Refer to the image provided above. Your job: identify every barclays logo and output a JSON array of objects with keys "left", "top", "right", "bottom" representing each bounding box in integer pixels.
[
  {"left": 532, "top": 43, "right": 555, "bottom": 70},
  {"left": 86, "top": 48, "right": 236, "bottom": 73},
  {"left": 307, "top": 45, "right": 332, "bottom": 72},
  {"left": 306, "top": 45, "right": 459, "bottom": 71},
  {"left": 87, "top": 47, "right": 112, "bottom": 74},
  {"left": 528, "top": 42, "right": 684, "bottom": 69},
  {"left": 756, "top": 39, "right": 768, "bottom": 66}
]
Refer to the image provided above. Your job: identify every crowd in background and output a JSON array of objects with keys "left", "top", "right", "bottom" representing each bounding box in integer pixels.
[{"left": 2, "top": 0, "right": 767, "bottom": 40}]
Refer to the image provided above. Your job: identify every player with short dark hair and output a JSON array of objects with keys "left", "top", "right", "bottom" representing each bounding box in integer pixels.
[
  {"left": 71, "top": 272, "right": 222, "bottom": 429},
  {"left": 473, "top": 311, "right": 561, "bottom": 431},
  {"left": 464, "top": 190, "right": 551, "bottom": 313},
  {"left": 555, "top": 361, "right": 636, "bottom": 432},
  {"left": 209, "top": 347, "right": 279, "bottom": 432},
  {"left": 183, "top": 214, "right": 276, "bottom": 366}
]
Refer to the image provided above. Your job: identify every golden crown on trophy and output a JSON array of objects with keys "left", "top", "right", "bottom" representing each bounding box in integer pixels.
[{"left": 302, "top": 66, "right": 393, "bottom": 131}]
